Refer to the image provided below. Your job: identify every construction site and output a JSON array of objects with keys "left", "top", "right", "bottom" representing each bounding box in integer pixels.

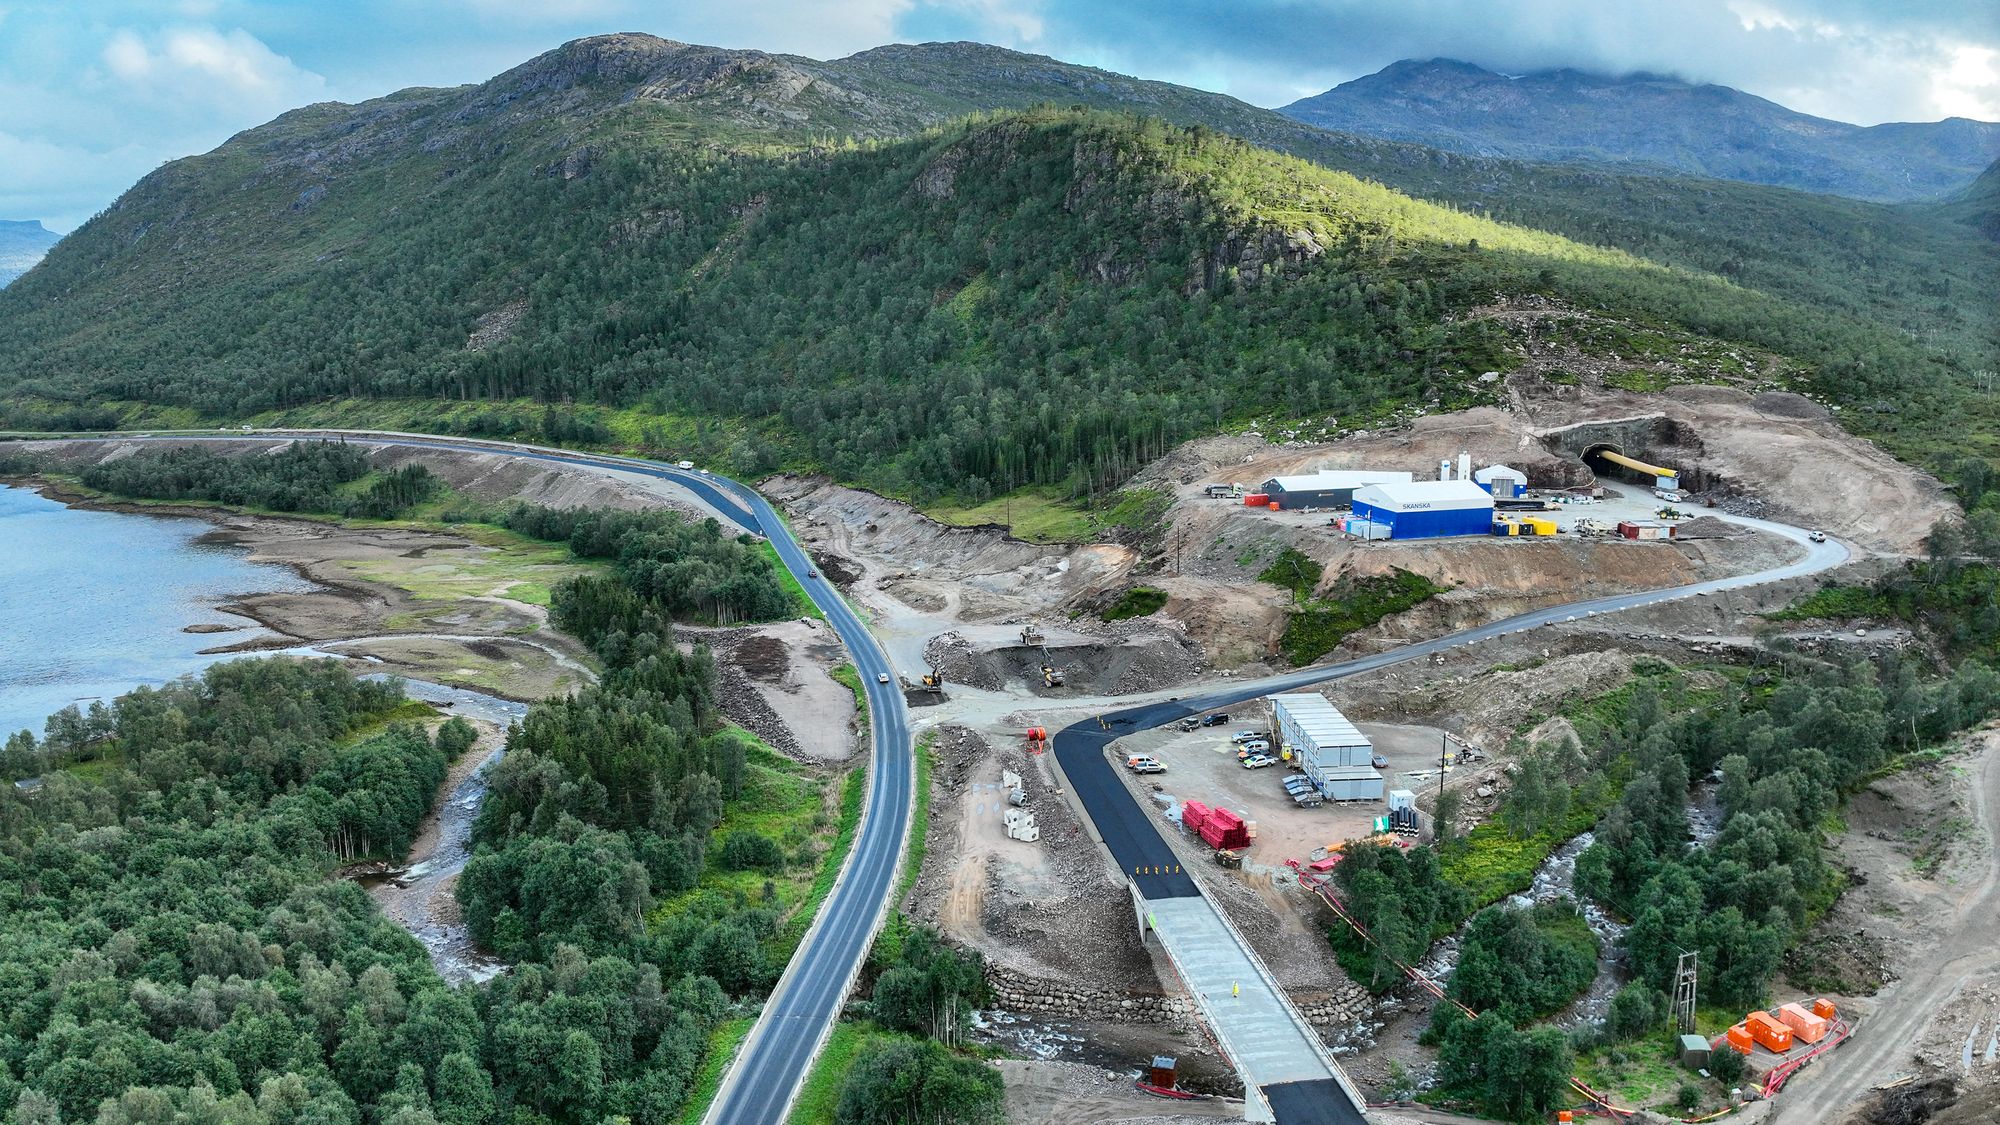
[{"left": 743, "top": 354, "right": 2000, "bottom": 1125}]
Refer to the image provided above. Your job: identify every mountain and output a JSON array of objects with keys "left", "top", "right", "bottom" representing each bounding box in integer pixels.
[
  {"left": 0, "top": 221, "right": 60, "bottom": 287},
  {"left": 1281, "top": 59, "right": 2000, "bottom": 203},
  {"left": 1941, "top": 158, "right": 2000, "bottom": 241},
  {"left": 0, "top": 35, "right": 1986, "bottom": 494}
]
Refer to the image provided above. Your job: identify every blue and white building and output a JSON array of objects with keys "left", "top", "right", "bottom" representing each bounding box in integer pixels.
[
  {"left": 1472, "top": 464, "right": 1527, "bottom": 498},
  {"left": 1348, "top": 479, "right": 1496, "bottom": 539}
]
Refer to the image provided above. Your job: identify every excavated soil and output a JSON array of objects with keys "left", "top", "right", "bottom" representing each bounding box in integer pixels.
[
  {"left": 905, "top": 726, "right": 1160, "bottom": 994},
  {"left": 683, "top": 621, "right": 858, "bottom": 761}
]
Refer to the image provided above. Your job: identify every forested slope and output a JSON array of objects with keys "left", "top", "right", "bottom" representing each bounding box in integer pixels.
[{"left": 0, "top": 34, "right": 1990, "bottom": 498}]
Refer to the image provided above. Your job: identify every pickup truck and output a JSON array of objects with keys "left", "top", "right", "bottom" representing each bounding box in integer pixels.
[{"left": 1241, "top": 754, "right": 1278, "bottom": 770}]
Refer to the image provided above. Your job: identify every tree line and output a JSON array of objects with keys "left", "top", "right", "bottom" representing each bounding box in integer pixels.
[{"left": 76, "top": 442, "right": 441, "bottom": 520}]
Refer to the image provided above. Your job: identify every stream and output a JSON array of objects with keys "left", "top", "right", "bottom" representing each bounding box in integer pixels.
[{"left": 358, "top": 675, "right": 527, "bottom": 985}]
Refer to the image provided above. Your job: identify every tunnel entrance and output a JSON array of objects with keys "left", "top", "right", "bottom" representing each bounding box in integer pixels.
[{"left": 1541, "top": 418, "right": 1726, "bottom": 493}]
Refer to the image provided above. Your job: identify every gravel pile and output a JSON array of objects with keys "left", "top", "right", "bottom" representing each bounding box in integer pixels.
[
  {"left": 925, "top": 632, "right": 1006, "bottom": 691},
  {"left": 684, "top": 627, "right": 807, "bottom": 759}
]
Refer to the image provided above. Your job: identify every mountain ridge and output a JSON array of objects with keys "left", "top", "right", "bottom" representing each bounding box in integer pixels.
[
  {"left": 1281, "top": 57, "right": 2000, "bottom": 202},
  {"left": 0, "top": 34, "right": 1988, "bottom": 493},
  {"left": 0, "top": 220, "right": 59, "bottom": 288}
]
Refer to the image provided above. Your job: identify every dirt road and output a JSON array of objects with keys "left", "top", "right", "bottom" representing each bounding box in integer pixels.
[{"left": 1772, "top": 734, "right": 2000, "bottom": 1123}]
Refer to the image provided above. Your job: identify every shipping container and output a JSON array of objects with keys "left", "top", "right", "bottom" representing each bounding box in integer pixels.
[
  {"left": 1811, "top": 998, "right": 1837, "bottom": 1020},
  {"left": 1725, "top": 1024, "right": 1755, "bottom": 1054},
  {"left": 1387, "top": 789, "right": 1416, "bottom": 811},
  {"left": 1746, "top": 1011, "right": 1794, "bottom": 1052},
  {"left": 1319, "top": 765, "right": 1385, "bottom": 802},
  {"left": 1776, "top": 1003, "right": 1828, "bottom": 1043},
  {"left": 1242, "top": 493, "right": 1270, "bottom": 507}
]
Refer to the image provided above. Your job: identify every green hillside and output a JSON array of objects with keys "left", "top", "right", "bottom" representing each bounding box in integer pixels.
[{"left": 0, "top": 34, "right": 1990, "bottom": 497}]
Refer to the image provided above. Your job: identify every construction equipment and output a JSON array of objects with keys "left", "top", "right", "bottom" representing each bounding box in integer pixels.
[
  {"left": 1023, "top": 726, "right": 1048, "bottom": 754},
  {"left": 1019, "top": 623, "right": 1044, "bottom": 645},
  {"left": 1213, "top": 849, "right": 1243, "bottom": 870},
  {"left": 1594, "top": 448, "right": 1680, "bottom": 489},
  {"left": 1041, "top": 661, "right": 1064, "bottom": 688},
  {"left": 918, "top": 668, "right": 945, "bottom": 693}
]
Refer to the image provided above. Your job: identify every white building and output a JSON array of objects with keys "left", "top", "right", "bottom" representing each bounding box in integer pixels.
[{"left": 1269, "top": 693, "right": 1382, "bottom": 801}]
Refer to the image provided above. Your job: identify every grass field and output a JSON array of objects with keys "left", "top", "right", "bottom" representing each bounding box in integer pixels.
[
  {"left": 650, "top": 739, "right": 848, "bottom": 965},
  {"left": 786, "top": 1021, "right": 883, "bottom": 1125},
  {"left": 781, "top": 767, "right": 866, "bottom": 956},
  {"left": 676, "top": 1017, "right": 754, "bottom": 1125},
  {"left": 340, "top": 524, "right": 600, "bottom": 608}
]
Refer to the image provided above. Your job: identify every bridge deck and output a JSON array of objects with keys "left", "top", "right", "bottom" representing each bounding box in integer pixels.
[{"left": 1144, "top": 895, "right": 1368, "bottom": 1124}]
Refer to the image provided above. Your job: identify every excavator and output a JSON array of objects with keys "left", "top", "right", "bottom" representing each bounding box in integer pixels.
[{"left": 918, "top": 668, "right": 945, "bottom": 694}]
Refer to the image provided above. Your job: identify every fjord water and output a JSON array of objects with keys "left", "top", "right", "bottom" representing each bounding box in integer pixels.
[{"left": 0, "top": 484, "right": 312, "bottom": 738}]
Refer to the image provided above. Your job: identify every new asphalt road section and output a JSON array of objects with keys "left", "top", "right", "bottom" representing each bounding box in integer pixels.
[
  {"left": 13, "top": 430, "right": 913, "bottom": 1125},
  {"left": 1053, "top": 511, "right": 1848, "bottom": 1123}
]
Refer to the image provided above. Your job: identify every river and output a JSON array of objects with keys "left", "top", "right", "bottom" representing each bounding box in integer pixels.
[{"left": 0, "top": 483, "right": 313, "bottom": 737}]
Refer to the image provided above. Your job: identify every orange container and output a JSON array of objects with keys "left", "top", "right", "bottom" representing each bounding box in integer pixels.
[
  {"left": 1725, "top": 1023, "right": 1755, "bottom": 1054},
  {"left": 1746, "top": 1011, "right": 1794, "bottom": 1052},
  {"left": 1812, "top": 997, "right": 1837, "bottom": 1020},
  {"left": 1268, "top": 501, "right": 1280, "bottom": 511},
  {"left": 1557, "top": 1114, "right": 1574, "bottom": 1123},
  {"left": 1777, "top": 1002, "right": 1828, "bottom": 1043}
]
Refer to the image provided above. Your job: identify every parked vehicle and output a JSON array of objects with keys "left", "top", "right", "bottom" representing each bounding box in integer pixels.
[
  {"left": 1177, "top": 717, "right": 1201, "bottom": 732},
  {"left": 1235, "top": 740, "right": 1270, "bottom": 757},
  {"left": 1371, "top": 753, "right": 1389, "bottom": 769},
  {"left": 1230, "top": 730, "right": 1261, "bottom": 744},
  {"left": 1200, "top": 712, "right": 1230, "bottom": 727},
  {"left": 1241, "top": 754, "right": 1277, "bottom": 769},
  {"left": 1126, "top": 756, "right": 1165, "bottom": 774}
]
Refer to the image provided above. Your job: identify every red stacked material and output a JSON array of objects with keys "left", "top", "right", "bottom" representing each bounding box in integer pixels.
[
  {"left": 1181, "top": 801, "right": 1211, "bottom": 833},
  {"left": 1204, "top": 807, "right": 1250, "bottom": 849}
]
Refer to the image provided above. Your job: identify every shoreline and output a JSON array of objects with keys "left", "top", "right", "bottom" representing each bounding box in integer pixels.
[{"left": 8, "top": 475, "right": 595, "bottom": 704}]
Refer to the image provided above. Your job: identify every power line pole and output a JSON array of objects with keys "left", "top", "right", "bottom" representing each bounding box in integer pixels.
[{"left": 1673, "top": 949, "right": 1699, "bottom": 1033}]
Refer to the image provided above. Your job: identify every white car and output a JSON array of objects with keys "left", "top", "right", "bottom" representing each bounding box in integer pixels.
[
  {"left": 876, "top": 672, "right": 891, "bottom": 684},
  {"left": 675, "top": 460, "right": 695, "bottom": 470},
  {"left": 1241, "top": 754, "right": 1278, "bottom": 770},
  {"left": 1809, "top": 530, "right": 1827, "bottom": 543}
]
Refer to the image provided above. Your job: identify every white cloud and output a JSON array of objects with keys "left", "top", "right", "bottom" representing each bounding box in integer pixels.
[
  {"left": 1933, "top": 43, "right": 2000, "bottom": 119},
  {"left": 97, "top": 25, "right": 328, "bottom": 110}
]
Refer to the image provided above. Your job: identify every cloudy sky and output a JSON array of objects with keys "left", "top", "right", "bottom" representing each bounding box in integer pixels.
[{"left": 4, "top": 0, "right": 1996, "bottom": 231}]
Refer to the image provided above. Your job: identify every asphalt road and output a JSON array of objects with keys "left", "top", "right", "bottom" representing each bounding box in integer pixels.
[
  {"left": 8, "top": 430, "right": 911, "bottom": 1125},
  {"left": 1050, "top": 512, "right": 1849, "bottom": 1122},
  {"left": 17, "top": 432, "right": 1856, "bottom": 1122},
  {"left": 1056, "top": 511, "right": 1849, "bottom": 903}
]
